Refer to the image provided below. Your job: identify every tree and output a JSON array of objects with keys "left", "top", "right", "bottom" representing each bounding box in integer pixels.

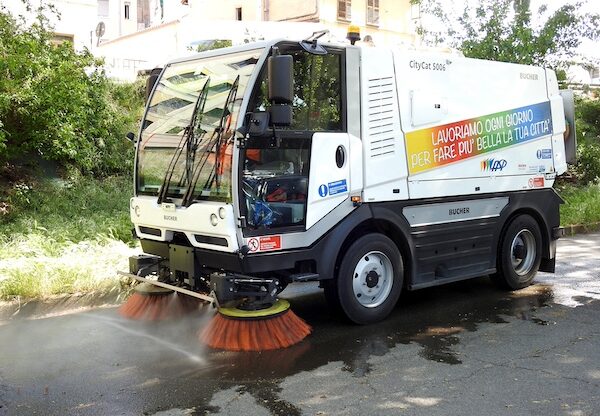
[
  {"left": 194, "top": 39, "right": 232, "bottom": 53},
  {"left": 413, "top": 0, "right": 600, "bottom": 67},
  {"left": 0, "top": 2, "right": 144, "bottom": 176}
]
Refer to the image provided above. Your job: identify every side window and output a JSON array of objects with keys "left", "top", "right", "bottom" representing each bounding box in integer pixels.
[
  {"left": 242, "top": 49, "right": 344, "bottom": 233},
  {"left": 253, "top": 50, "right": 343, "bottom": 132}
]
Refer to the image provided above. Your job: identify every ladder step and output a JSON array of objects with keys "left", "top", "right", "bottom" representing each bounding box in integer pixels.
[{"left": 290, "top": 273, "right": 320, "bottom": 282}]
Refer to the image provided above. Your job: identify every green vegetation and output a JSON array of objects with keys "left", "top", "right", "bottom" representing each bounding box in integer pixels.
[
  {"left": 558, "top": 183, "right": 600, "bottom": 226},
  {"left": 574, "top": 95, "right": 600, "bottom": 183},
  {"left": 1, "top": 176, "right": 134, "bottom": 245},
  {"left": 0, "top": 176, "right": 136, "bottom": 299},
  {"left": 558, "top": 94, "right": 600, "bottom": 227},
  {"left": 194, "top": 39, "right": 232, "bottom": 53},
  {"left": 0, "top": 4, "right": 144, "bottom": 300},
  {"left": 0, "top": 4, "right": 144, "bottom": 176}
]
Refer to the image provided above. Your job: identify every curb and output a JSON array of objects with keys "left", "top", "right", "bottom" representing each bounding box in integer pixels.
[{"left": 562, "top": 222, "right": 600, "bottom": 236}]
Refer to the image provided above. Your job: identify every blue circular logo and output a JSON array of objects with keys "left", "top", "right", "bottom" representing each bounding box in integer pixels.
[{"left": 318, "top": 184, "right": 328, "bottom": 197}]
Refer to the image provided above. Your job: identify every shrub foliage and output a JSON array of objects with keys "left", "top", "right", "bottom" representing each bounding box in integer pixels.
[
  {"left": 575, "top": 96, "right": 600, "bottom": 183},
  {"left": 0, "top": 5, "right": 144, "bottom": 176}
]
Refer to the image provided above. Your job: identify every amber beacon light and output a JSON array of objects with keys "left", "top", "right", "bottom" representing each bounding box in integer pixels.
[{"left": 347, "top": 24, "right": 361, "bottom": 45}]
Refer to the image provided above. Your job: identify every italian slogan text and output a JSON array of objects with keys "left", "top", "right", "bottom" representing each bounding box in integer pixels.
[{"left": 405, "top": 102, "right": 553, "bottom": 174}]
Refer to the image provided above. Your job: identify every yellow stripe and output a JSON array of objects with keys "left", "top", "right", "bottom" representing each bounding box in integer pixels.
[{"left": 218, "top": 299, "right": 290, "bottom": 318}]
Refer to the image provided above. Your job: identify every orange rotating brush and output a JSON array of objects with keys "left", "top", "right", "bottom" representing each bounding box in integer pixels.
[
  {"left": 119, "top": 282, "right": 200, "bottom": 321},
  {"left": 199, "top": 299, "right": 311, "bottom": 351}
]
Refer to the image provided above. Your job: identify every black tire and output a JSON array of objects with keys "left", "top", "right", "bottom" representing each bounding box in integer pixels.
[
  {"left": 492, "top": 214, "right": 542, "bottom": 290},
  {"left": 328, "top": 233, "right": 404, "bottom": 324}
]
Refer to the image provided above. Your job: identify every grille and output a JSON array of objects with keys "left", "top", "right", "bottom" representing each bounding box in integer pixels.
[
  {"left": 367, "top": 76, "right": 396, "bottom": 158},
  {"left": 138, "top": 226, "right": 161, "bottom": 236},
  {"left": 194, "top": 234, "right": 228, "bottom": 247}
]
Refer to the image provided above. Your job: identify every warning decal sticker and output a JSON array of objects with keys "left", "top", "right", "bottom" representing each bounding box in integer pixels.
[{"left": 247, "top": 235, "right": 282, "bottom": 253}]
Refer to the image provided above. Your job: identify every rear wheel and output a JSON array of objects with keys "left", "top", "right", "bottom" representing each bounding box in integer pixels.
[
  {"left": 326, "top": 234, "right": 403, "bottom": 324},
  {"left": 492, "top": 214, "right": 542, "bottom": 290}
]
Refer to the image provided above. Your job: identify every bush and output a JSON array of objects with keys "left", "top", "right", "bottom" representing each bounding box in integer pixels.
[
  {"left": 574, "top": 96, "right": 600, "bottom": 183},
  {"left": 0, "top": 5, "right": 144, "bottom": 176},
  {"left": 0, "top": 175, "right": 134, "bottom": 245}
]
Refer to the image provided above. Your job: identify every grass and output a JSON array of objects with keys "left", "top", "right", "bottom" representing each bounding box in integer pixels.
[
  {"left": 557, "top": 182, "right": 600, "bottom": 226},
  {"left": 0, "top": 239, "right": 137, "bottom": 298},
  {"left": 0, "top": 176, "right": 138, "bottom": 300},
  {"left": 1, "top": 175, "right": 135, "bottom": 245}
]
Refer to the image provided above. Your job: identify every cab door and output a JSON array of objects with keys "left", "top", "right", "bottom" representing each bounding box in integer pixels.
[
  {"left": 306, "top": 132, "right": 351, "bottom": 229},
  {"left": 239, "top": 45, "right": 348, "bottom": 235}
]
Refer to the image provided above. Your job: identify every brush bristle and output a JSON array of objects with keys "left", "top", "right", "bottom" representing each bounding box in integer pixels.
[
  {"left": 119, "top": 292, "right": 200, "bottom": 321},
  {"left": 199, "top": 309, "right": 312, "bottom": 351}
]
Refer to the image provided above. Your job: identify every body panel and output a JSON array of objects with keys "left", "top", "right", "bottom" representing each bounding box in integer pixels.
[
  {"left": 360, "top": 48, "right": 410, "bottom": 202},
  {"left": 392, "top": 51, "right": 564, "bottom": 200},
  {"left": 306, "top": 132, "right": 351, "bottom": 229}
]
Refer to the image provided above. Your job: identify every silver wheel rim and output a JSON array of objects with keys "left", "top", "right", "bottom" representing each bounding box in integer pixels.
[
  {"left": 352, "top": 251, "right": 394, "bottom": 308},
  {"left": 510, "top": 229, "right": 536, "bottom": 276}
]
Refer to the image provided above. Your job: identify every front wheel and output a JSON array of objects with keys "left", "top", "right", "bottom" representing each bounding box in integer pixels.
[
  {"left": 492, "top": 214, "right": 542, "bottom": 290},
  {"left": 329, "top": 234, "right": 404, "bottom": 324}
]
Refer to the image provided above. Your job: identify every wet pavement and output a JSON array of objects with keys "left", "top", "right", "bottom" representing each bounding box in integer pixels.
[{"left": 1, "top": 233, "right": 600, "bottom": 415}]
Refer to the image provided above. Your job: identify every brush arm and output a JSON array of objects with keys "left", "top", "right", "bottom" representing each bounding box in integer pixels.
[{"left": 118, "top": 271, "right": 215, "bottom": 304}]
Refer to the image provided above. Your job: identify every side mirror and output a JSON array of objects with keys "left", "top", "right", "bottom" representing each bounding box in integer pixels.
[
  {"left": 270, "top": 104, "right": 292, "bottom": 126},
  {"left": 268, "top": 53, "right": 293, "bottom": 104},
  {"left": 145, "top": 67, "right": 162, "bottom": 102},
  {"left": 126, "top": 132, "right": 136, "bottom": 143}
]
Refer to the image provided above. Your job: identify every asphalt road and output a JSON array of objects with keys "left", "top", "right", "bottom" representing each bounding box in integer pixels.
[{"left": 1, "top": 233, "right": 600, "bottom": 416}]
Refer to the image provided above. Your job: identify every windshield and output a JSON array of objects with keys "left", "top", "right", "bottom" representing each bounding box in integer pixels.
[{"left": 136, "top": 49, "right": 262, "bottom": 202}]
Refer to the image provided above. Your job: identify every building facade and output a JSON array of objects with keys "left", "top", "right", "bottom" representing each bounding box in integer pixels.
[
  {"left": 95, "top": 0, "right": 419, "bottom": 79},
  {"left": 97, "top": 0, "right": 189, "bottom": 41},
  {"left": 185, "top": 0, "right": 419, "bottom": 46}
]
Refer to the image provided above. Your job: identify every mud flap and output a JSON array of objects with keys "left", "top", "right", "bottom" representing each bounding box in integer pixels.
[{"left": 540, "top": 256, "right": 556, "bottom": 273}]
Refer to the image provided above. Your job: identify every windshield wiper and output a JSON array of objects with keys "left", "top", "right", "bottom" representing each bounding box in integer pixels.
[
  {"left": 181, "top": 75, "right": 240, "bottom": 207},
  {"left": 157, "top": 77, "right": 210, "bottom": 205}
]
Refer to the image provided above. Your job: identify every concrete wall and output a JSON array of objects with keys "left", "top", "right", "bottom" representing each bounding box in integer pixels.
[
  {"left": 96, "top": 19, "right": 180, "bottom": 79},
  {"left": 265, "top": 0, "right": 319, "bottom": 21},
  {"left": 95, "top": 0, "right": 189, "bottom": 42},
  {"left": 188, "top": 0, "right": 262, "bottom": 20}
]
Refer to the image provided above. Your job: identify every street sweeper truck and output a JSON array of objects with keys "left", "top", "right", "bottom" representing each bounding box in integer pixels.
[{"left": 120, "top": 32, "right": 576, "bottom": 351}]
